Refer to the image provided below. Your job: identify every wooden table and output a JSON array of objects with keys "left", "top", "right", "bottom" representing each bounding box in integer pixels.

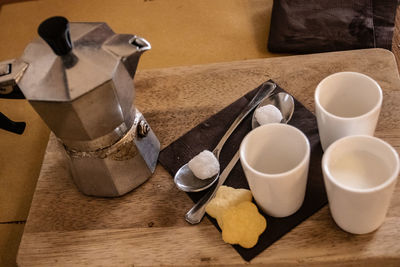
[{"left": 17, "top": 48, "right": 400, "bottom": 266}]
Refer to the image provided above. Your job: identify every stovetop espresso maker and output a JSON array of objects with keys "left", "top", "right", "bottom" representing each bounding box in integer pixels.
[{"left": 0, "top": 16, "right": 160, "bottom": 197}]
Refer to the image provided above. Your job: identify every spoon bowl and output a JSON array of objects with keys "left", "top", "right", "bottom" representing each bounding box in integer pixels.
[{"left": 174, "top": 164, "right": 218, "bottom": 192}]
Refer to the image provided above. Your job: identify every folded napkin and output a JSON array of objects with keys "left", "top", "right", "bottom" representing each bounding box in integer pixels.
[
  {"left": 158, "top": 81, "right": 327, "bottom": 261},
  {"left": 268, "top": 0, "right": 398, "bottom": 53}
]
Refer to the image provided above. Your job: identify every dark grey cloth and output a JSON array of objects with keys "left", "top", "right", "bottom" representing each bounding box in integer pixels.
[
  {"left": 268, "top": 0, "right": 397, "bottom": 53},
  {"left": 158, "top": 81, "right": 326, "bottom": 261}
]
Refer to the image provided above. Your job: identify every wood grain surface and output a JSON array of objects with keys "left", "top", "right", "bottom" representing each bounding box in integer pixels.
[{"left": 17, "top": 48, "right": 400, "bottom": 266}]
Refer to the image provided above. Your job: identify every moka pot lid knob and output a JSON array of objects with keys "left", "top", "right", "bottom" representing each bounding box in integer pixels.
[{"left": 38, "top": 16, "right": 72, "bottom": 56}]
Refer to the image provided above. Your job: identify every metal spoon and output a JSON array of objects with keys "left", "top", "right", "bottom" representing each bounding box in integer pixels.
[
  {"left": 174, "top": 81, "right": 277, "bottom": 192},
  {"left": 185, "top": 92, "right": 294, "bottom": 224}
]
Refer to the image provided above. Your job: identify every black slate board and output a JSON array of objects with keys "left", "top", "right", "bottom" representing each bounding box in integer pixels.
[{"left": 158, "top": 81, "right": 327, "bottom": 261}]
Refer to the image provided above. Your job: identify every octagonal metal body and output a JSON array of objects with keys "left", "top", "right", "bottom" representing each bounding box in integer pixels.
[{"left": 65, "top": 109, "right": 160, "bottom": 197}]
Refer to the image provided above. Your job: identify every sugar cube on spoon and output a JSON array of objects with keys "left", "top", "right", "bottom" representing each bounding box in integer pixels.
[
  {"left": 188, "top": 150, "right": 220, "bottom": 180},
  {"left": 254, "top": 104, "right": 283, "bottom": 125}
]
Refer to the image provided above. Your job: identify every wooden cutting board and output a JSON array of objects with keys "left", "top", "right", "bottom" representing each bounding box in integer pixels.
[{"left": 17, "top": 49, "right": 400, "bottom": 266}]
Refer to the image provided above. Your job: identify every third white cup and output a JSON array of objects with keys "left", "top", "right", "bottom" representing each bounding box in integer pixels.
[{"left": 322, "top": 135, "right": 399, "bottom": 234}]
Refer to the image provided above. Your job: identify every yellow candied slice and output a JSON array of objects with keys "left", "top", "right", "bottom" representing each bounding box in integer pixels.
[
  {"left": 205, "top": 185, "right": 252, "bottom": 227},
  {"left": 220, "top": 201, "right": 266, "bottom": 249}
]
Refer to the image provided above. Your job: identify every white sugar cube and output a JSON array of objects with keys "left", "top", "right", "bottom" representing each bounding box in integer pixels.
[
  {"left": 188, "top": 150, "right": 220, "bottom": 180},
  {"left": 255, "top": 104, "right": 283, "bottom": 125}
]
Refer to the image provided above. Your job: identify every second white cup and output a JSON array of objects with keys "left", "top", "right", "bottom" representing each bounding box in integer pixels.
[
  {"left": 315, "top": 72, "right": 382, "bottom": 151},
  {"left": 240, "top": 123, "right": 310, "bottom": 217}
]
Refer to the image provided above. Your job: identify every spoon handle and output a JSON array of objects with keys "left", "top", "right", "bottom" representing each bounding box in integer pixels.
[
  {"left": 212, "top": 81, "right": 276, "bottom": 158},
  {"left": 185, "top": 151, "right": 240, "bottom": 224}
]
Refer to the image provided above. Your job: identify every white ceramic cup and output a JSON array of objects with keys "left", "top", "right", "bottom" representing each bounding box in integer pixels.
[
  {"left": 322, "top": 135, "right": 399, "bottom": 234},
  {"left": 240, "top": 123, "right": 310, "bottom": 217},
  {"left": 315, "top": 72, "right": 382, "bottom": 151}
]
